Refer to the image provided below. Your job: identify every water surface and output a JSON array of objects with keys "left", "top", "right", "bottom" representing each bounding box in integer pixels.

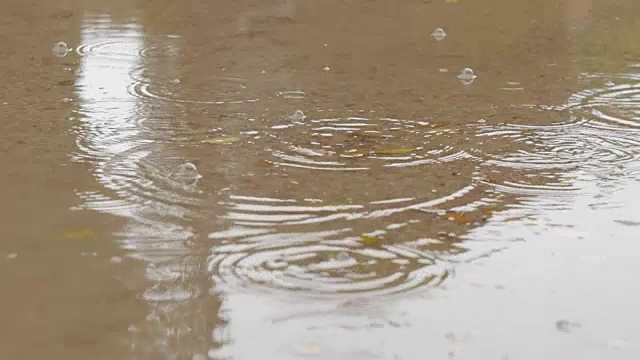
[{"left": 1, "top": 0, "right": 639, "bottom": 359}]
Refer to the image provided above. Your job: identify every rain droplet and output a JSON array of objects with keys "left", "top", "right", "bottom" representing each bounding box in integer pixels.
[
  {"left": 52, "top": 41, "right": 69, "bottom": 57},
  {"left": 290, "top": 109, "right": 306, "bottom": 121},
  {"left": 172, "top": 162, "right": 202, "bottom": 182},
  {"left": 431, "top": 27, "right": 447, "bottom": 41},
  {"left": 457, "top": 67, "right": 477, "bottom": 85}
]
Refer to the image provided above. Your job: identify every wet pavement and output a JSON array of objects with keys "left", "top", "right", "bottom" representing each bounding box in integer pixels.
[{"left": 1, "top": 0, "right": 639, "bottom": 359}]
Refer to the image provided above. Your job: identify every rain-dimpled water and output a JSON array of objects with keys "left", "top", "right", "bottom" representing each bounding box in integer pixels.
[{"left": 2, "top": 0, "right": 640, "bottom": 359}]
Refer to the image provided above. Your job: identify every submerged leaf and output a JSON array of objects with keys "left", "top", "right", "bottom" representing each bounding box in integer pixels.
[
  {"left": 201, "top": 136, "right": 241, "bottom": 145},
  {"left": 443, "top": 211, "right": 474, "bottom": 224},
  {"left": 57, "top": 228, "right": 95, "bottom": 240},
  {"left": 361, "top": 235, "right": 380, "bottom": 247},
  {"left": 375, "top": 148, "right": 415, "bottom": 155}
]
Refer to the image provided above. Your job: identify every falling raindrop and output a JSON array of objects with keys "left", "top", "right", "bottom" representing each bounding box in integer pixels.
[
  {"left": 172, "top": 162, "right": 202, "bottom": 183},
  {"left": 431, "top": 27, "right": 447, "bottom": 41},
  {"left": 457, "top": 67, "right": 477, "bottom": 85},
  {"left": 52, "top": 41, "right": 69, "bottom": 57},
  {"left": 289, "top": 109, "right": 306, "bottom": 121}
]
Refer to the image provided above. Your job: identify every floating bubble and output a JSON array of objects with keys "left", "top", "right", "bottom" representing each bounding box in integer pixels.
[
  {"left": 457, "top": 68, "right": 477, "bottom": 85},
  {"left": 171, "top": 162, "right": 202, "bottom": 183},
  {"left": 52, "top": 41, "right": 69, "bottom": 57},
  {"left": 431, "top": 28, "right": 447, "bottom": 41},
  {"left": 289, "top": 110, "right": 306, "bottom": 121}
]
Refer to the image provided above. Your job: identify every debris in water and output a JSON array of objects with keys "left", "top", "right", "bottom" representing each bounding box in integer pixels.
[
  {"left": 361, "top": 235, "right": 380, "bottom": 247},
  {"left": 457, "top": 68, "right": 477, "bottom": 85},
  {"left": 7, "top": 253, "right": 17, "bottom": 259},
  {"left": 110, "top": 256, "right": 123, "bottom": 264},
  {"left": 323, "top": 66, "right": 331, "bottom": 71},
  {"left": 57, "top": 228, "right": 95, "bottom": 241},
  {"left": 555, "top": 319, "right": 581, "bottom": 333},
  {"left": 201, "top": 136, "right": 241, "bottom": 145},
  {"left": 52, "top": 10, "right": 73, "bottom": 18},
  {"left": 290, "top": 110, "right": 306, "bottom": 121},
  {"left": 431, "top": 27, "right": 447, "bottom": 41},
  {"left": 375, "top": 148, "right": 415, "bottom": 155},
  {"left": 52, "top": 41, "right": 70, "bottom": 57}
]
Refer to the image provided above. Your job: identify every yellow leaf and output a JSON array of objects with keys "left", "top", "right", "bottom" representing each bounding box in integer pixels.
[
  {"left": 361, "top": 235, "right": 380, "bottom": 247},
  {"left": 375, "top": 148, "right": 415, "bottom": 155},
  {"left": 58, "top": 228, "right": 95, "bottom": 240}
]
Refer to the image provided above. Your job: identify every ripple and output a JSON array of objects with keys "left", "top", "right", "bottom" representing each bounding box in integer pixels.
[
  {"left": 127, "top": 66, "right": 260, "bottom": 105},
  {"left": 207, "top": 229, "right": 450, "bottom": 296},
  {"left": 475, "top": 124, "right": 640, "bottom": 170},
  {"left": 478, "top": 167, "right": 580, "bottom": 197},
  {"left": 205, "top": 176, "right": 485, "bottom": 297},
  {"left": 75, "top": 35, "right": 181, "bottom": 60},
  {"left": 74, "top": 145, "right": 203, "bottom": 217},
  {"left": 264, "top": 116, "right": 475, "bottom": 171},
  {"left": 565, "top": 73, "right": 640, "bottom": 130}
]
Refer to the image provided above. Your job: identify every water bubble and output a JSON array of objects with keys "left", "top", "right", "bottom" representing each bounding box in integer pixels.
[
  {"left": 431, "top": 27, "right": 447, "bottom": 41},
  {"left": 335, "top": 251, "right": 351, "bottom": 262},
  {"left": 457, "top": 68, "right": 477, "bottom": 85},
  {"left": 172, "top": 162, "right": 202, "bottom": 182},
  {"left": 289, "top": 110, "right": 306, "bottom": 121},
  {"left": 52, "top": 41, "right": 69, "bottom": 57}
]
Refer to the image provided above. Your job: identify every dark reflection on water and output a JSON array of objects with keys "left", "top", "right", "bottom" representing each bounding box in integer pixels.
[{"left": 65, "top": 0, "right": 640, "bottom": 358}]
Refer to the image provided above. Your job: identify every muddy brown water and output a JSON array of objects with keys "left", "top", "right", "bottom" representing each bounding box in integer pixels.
[{"left": 1, "top": 0, "right": 639, "bottom": 359}]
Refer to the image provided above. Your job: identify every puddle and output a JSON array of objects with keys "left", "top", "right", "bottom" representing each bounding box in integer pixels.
[{"left": 3, "top": 0, "right": 640, "bottom": 359}]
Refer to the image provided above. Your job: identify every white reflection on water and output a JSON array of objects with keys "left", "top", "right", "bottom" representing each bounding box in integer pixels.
[
  {"left": 74, "top": 14, "right": 213, "bottom": 359},
  {"left": 208, "top": 166, "right": 640, "bottom": 360}
]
